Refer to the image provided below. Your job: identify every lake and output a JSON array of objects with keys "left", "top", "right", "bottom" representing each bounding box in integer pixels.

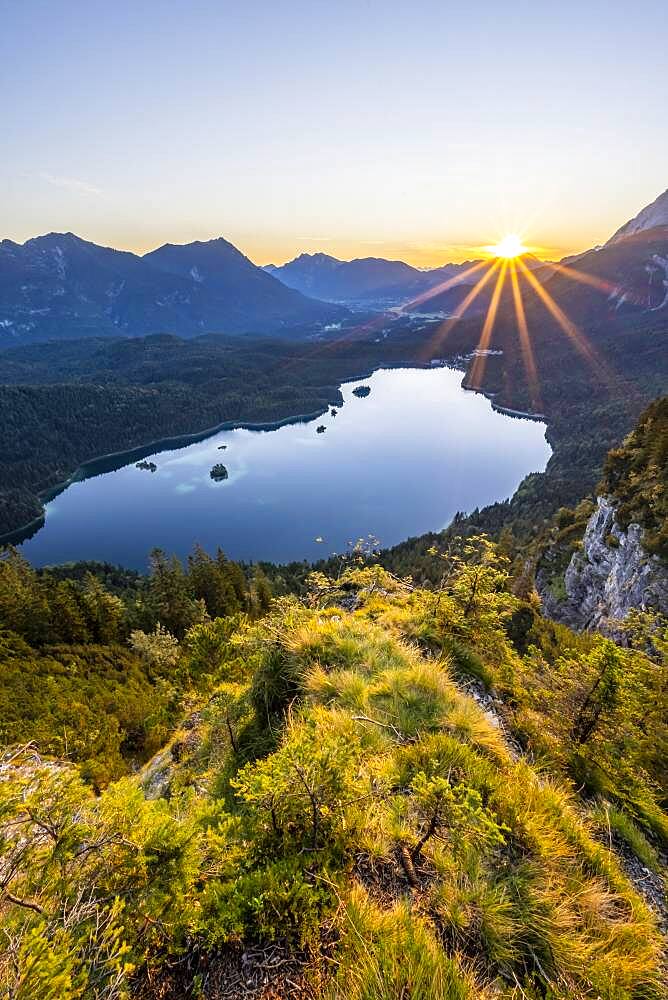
[{"left": 19, "top": 367, "right": 551, "bottom": 570}]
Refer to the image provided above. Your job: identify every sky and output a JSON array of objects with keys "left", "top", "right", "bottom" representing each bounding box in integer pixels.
[{"left": 2, "top": 0, "right": 667, "bottom": 267}]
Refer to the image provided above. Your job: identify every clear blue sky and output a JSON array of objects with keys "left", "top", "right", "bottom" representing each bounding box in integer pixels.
[{"left": 2, "top": 0, "right": 666, "bottom": 265}]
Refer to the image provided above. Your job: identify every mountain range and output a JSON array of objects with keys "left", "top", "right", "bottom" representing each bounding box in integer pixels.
[
  {"left": 0, "top": 233, "right": 349, "bottom": 345},
  {"left": 264, "top": 253, "right": 475, "bottom": 307},
  {"left": 1, "top": 188, "right": 667, "bottom": 349},
  {"left": 267, "top": 188, "right": 668, "bottom": 313}
]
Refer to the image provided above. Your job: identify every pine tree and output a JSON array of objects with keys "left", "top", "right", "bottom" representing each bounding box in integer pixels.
[
  {"left": 187, "top": 544, "right": 239, "bottom": 618},
  {"left": 251, "top": 566, "right": 273, "bottom": 616},
  {"left": 81, "top": 573, "right": 125, "bottom": 644},
  {"left": 218, "top": 548, "right": 248, "bottom": 607},
  {"left": 146, "top": 548, "right": 207, "bottom": 638}
]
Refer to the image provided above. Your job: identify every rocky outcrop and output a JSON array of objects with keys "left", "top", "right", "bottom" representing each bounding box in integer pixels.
[
  {"left": 539, "top": 496, "right": 668, "bottom": 632},
  {"left": 140, "top": 709, "right": 205, "bottom": 800}
]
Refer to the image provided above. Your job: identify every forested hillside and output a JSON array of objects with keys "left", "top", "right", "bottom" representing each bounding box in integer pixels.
[
  {"left": 0, "top": 545, "right": 268, "bottom": 787},
  {"left": 0, "top": 287, "right": 662, "bottom": 546},
  {"left": 1, "top": 545, "right": 666, "bottom": 998},
  {"left": 0, "top": 245, "right": 666, "bottom": 999},
  {"left": 0, "top": 330, "right": 419, "bottom": 538},
  {"left": 519, "top": 396, "right": 668, "bottom": 633},
  {"left": 3, "top": 0, "right": 667, "bottom": 994}
]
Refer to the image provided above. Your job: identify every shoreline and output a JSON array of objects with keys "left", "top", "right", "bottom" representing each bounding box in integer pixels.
[
  {"left": 0, "top": 406, "right": 336, "bottom": 547},
  {"left": 491, "top": 402, "right": 546, "bottom": 421},
  {"left": 0, "top": 367, "right": 387, "bottom": 547},
  {"left": 460, "top": 381, "right": 546, "bottom": 423},
  {"left": 1, "top": 361, "right": 549, "bottom": 549}
]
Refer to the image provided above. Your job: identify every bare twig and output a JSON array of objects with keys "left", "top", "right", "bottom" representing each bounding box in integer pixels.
[{"left": 3, "top": 892, "right": 44, "bottom": 915}]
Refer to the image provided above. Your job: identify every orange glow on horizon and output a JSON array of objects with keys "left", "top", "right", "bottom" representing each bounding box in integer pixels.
[
  {"left": 40, "top": 226, "right": 596, "bottom": 272},
  {"left": 249, "top": 236, "right": 582, "bottom": 270}
]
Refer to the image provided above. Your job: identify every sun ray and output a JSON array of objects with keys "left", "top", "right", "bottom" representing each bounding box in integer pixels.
[
  {"left": 403, "top": 258, "right": 490, "bottom": 312},
  {"left": 468, "top": 260, "right": 508, "bottom": 388},
  {"left": 275, "top": 260, "right": 498, "bottom": 381},
  {"left": 273, "top": 234, "right": 639, "bottom": 423},
  {"left": 527, "top": 255, "right": 617, "bottom": 296},
  {"left": 421, "top": 260, "right": 501, "bottom": 360},
  {"left": 515, "top": 256, "right": 609, "bottom": 379},
  {"left": 509, "top": 260, "right": 542, "bottom": 412}
]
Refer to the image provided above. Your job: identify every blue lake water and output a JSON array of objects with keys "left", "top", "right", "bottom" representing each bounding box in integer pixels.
[{"left": 20, "top": 367, "right": 551, "bottom": 570}]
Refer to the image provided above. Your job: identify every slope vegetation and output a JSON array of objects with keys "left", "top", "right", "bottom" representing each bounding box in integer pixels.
[
  {"left": 601, "top": 395, "right": 668, "bottom": 557},
  {"left": 1, "top": 545, "right": 665, "bottom": 999}
]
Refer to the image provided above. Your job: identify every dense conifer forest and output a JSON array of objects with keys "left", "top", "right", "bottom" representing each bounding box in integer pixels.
[{"left": 0, "top": 545, "right": 269, "bottom": 787}]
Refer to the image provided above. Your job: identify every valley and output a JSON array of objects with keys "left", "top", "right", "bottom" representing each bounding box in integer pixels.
[
  {"left": 3, "top": 3, "right": 668, "bottom": 996},
  {"left": 0, "top": 187, "right": 666, "bottom": 1000},
  {"left": 16, "top": 367, "right": 551, "bottom": 569},
  {"left": 1, "top": 219, "right": 664, "bottom": 558}
]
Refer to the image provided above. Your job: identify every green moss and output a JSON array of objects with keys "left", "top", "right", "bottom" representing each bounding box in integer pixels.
[{"left": 548, "top": 573, "right": 567, "bottom": 601}]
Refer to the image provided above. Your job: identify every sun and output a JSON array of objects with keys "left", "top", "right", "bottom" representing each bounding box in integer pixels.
[{"left": 486, "top": 233, "right": 527, "bottom": 259}]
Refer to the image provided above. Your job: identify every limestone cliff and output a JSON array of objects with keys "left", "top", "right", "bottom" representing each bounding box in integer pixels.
[{"left": 539, "top": 496, "right": 668, "bottom": 631}]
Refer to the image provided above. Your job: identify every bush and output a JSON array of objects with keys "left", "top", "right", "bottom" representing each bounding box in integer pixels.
[{"left": 198, "top": 858, "right": 332, "bottom": 948}]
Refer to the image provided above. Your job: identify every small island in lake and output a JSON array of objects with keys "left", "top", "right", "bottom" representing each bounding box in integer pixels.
[
  {"left": 135, "top": 460, "right": 157, "bottom": 472},
  {"left": 352, "top": 385, "right": 371, "bottom": 398},
  {"left": 316, "top": 425, "right": 326, "bottom": 434},
  {"left": 210, "top": 463, "right": 229, "bottom": 481}
]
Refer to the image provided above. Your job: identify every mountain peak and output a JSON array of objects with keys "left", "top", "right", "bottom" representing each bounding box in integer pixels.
[
  {"left": 293, "top": 252, "right": 340, "bottom": 265},
  {"left": 147, "top": 235, "right": 244, "bottom": 256},
  {"left": 26, "top": 231, "right": 87, "bottom": 246},
  {"left": 0, "top": 232, "right": 348, "bottom": 343},
  {"left": 608, "top": 187, "right": 668, "bottom": 244},
  {"left": 143, "top": 237, "right": 257, "bottom": 284}
]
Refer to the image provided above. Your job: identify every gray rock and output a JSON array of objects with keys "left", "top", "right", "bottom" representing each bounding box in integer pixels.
[{"left": 541, "top": 497, "right": 668, "bottom": 632}]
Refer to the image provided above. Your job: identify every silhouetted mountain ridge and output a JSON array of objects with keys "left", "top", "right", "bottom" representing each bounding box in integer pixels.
[
  {"left": 0, "top": 233, "right": 348, "bottom": 345},
  {"left": 265, "top": 252, "right": 478, "bottom": 306}
]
